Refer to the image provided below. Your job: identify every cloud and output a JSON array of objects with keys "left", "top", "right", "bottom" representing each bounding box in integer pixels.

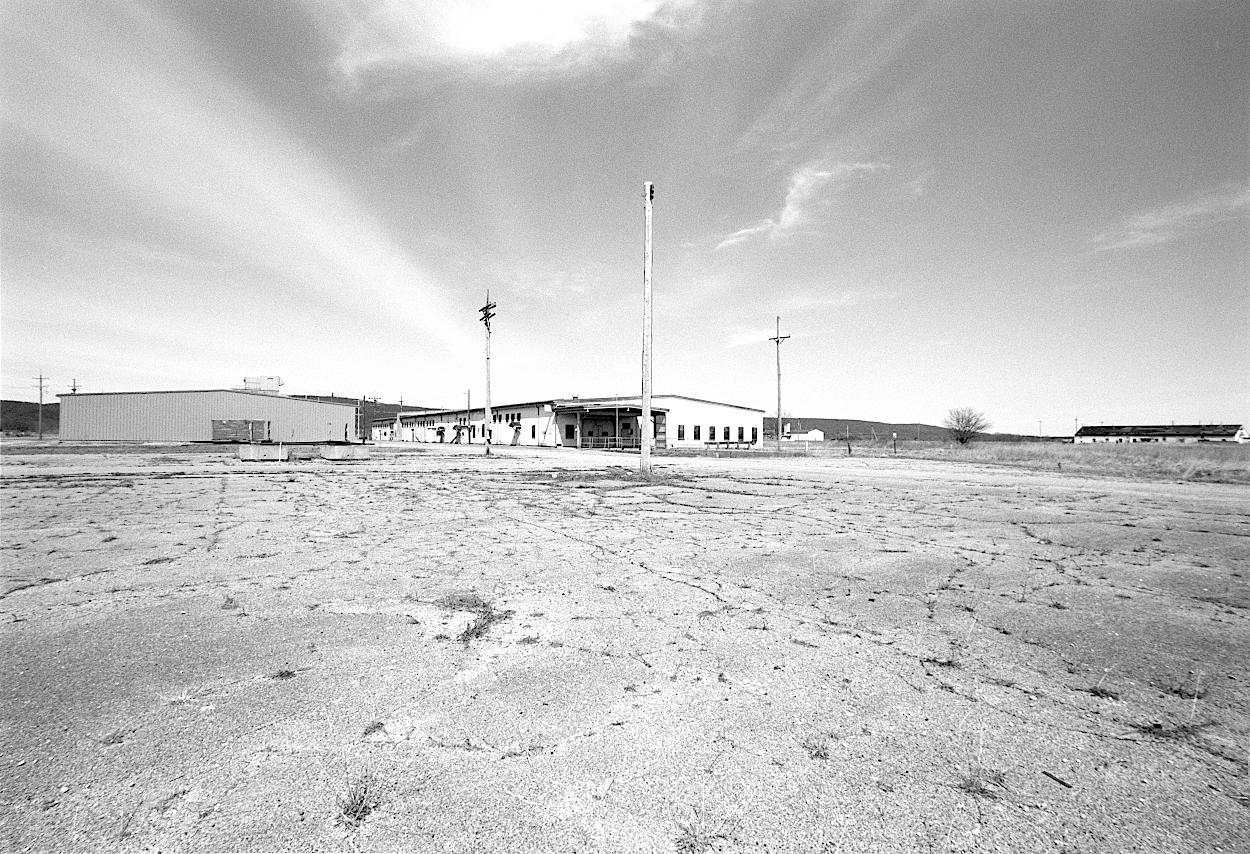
[
  {"left": 780, "top": 289, "right": 896, "bottom": 313},
  {"left": 313, "top": 0, "right": 672, "bottom": 77},
  {"left": 1090, "top": 187, "right": 1250, "bottom": 252},
  {"left": 715, "top": 161, "right": 889, "bottom": 250},
  {"left": 721, "top": 290, "right": 895, "bottom": 348},
  {"left": 722, "top": 327, "right": 775, "bottom": 349},
  {"left": 3, "top": 1, "right": 469, "bottom": 352}
]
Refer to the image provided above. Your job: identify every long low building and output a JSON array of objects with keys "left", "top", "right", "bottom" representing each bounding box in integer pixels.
[
  {"left": 372, "top": 394, "right": 764, "bottom": 450},
  {"left": 59, "top": 390, "right": 357, "bottom": 442},
  {"left": 1074, "top": 424, "right": 1247, "bottom": 444}
]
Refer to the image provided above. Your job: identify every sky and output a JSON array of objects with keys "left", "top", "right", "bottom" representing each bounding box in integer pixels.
[{"left": 3, "top": 0, "right": 1247, "bottom": 435}]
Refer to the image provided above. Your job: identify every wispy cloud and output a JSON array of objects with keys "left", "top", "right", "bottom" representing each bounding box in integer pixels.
[
  {"left": 715, "top": 161, "right": 889, "bottom": 250},
  {"left": 780, "top": 289, "right": 896, "bottom": 313},
  {"left": 313, "top": 0, "right": 674, "bottom": 78},
  {"left": 721, "top": 290, "right": 895, "bottom": 348},
  {"left": 1090, "top": 187, "right": 1250, "bottom": 252}
]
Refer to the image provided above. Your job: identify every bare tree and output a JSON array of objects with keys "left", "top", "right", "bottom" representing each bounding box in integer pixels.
[{"left": 944, "top": 407, "right": 990, "bottom": 445}]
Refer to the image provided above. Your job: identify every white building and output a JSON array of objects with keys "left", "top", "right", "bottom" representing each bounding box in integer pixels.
[
  {"left": 372, "top": 394, "right": 764, "bottom": 449},
  {"left": 1074, "top": 424, "right": 1246, "bottom": 444},
  {"left": 782, "top": 423, "right": 825, "bottom": 442}
]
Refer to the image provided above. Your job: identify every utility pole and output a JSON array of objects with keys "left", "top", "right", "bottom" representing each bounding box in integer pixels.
[
  {"left": 641, "top": 181, "right": 654, "bottom": 475},
  {"left": 769, "top": 317, "right": 789, "bottom": 448},
  {"left": 480, "top": 292, "right": 496, "bottom": 456},
  {"left": 70, "top": 378, "right": 78, "bottom": 394},
  {"left": 34, "top": 374, "right": 46, "bottom": 440},
  {"left": 467, "top": 389, "right": 471, "bottom": 442}
]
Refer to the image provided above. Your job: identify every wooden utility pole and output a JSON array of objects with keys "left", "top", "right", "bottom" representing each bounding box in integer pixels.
[
  {"left": 480, "top": 292, "right": 496, "bottom": 456},
  {"left": 35, "top": 374, "right": 46, "bottom": 440},
  {"left": 769, "top": 317, "right": 789, "bottom": 448},
  {"left": 641, "top": 182, "right": 654, "bottom": 475}
]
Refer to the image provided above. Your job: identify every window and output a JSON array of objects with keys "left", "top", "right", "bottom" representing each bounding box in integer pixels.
[
  {"left": 693, "top": 425, "right": 701, "bottom": 440},
  {"left": 709, "top": 426, "right": 715, "bottom": 441},
  {"left": 677, "top": 424, "right": 685, "bottom": 440},
  {"left": 737, "top": 426, "right": 744, "bottom": 442},
  {"left": 531, "top": 425, "right": 536, "bottom": 439},
  {"left": 565, "top": 424, "right": 575, "bottom": 440},
  {"left": 723, "top": 426, "right": 730, "bottom": 441},
  {"left": 752, "top": 427, "right": 758, "bottom": 444}
]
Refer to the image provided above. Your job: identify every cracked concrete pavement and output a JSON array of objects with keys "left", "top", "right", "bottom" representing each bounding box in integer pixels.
[{"left": 1, "top": 443, "right": 1247, "bottom": 852}]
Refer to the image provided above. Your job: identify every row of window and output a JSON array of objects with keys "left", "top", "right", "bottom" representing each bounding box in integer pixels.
[
  {"left": 674, "top": 425, "right": 758, "bottom": 443},
  {"left": 492, "top": 411, "right": 523, "bottom": 424}
]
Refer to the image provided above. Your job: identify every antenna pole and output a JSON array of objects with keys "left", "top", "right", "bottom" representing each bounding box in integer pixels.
[
  {"left": 641, "top": 182, "right": 654, "bottom": 475},
  {"left": 769, "top": 317, "right": 789, "bottom": 448}
]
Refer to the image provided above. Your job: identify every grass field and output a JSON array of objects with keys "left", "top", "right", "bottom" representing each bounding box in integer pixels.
[
  {"left": 915, "top": 441, "right": 1250, "bottom": 483},
  {"left": 746, "top": 439, "right": 1250, "bottom": 484}
]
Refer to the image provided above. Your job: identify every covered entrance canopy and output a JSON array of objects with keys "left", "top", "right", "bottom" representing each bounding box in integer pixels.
[{"left": 552, "top": 399, "right": 667, "bottom": 450}]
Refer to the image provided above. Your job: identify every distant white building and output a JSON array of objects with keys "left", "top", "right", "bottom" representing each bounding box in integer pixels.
[
  {"left": 1074, "top": 424, "right": 1246, "bottom": 444},
  {"left": 782, "top": 423, "right": 824, "bottom": 442},
  {"left": 371, "top": 394, "right": 763, "bottom": 449}
]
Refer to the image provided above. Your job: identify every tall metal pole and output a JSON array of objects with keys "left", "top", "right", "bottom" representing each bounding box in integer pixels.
[
  {"left": 769, "top": 318, "right": 789, "bottom": 448},
  {"left": 641, "top": 182, "right": 654, "bottom": 475},
  {"left": 467, "top": 389, "right": 471, "bottom": 442},
  {"left": 35, "top": 374, "right": 46, "bottom": 440},
  {"left": 480, "top": 292, "right": 496, "bottom": 456}
]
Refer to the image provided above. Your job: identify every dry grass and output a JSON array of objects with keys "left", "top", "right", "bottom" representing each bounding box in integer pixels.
[
  {"left": 336, "top": 772, "right": 383, "bottom": 830},
  {"left": 675, "top": 805, "right": 736, "bottom": 853},
  {"left": 712, "top": 439, "right": 1250, "bottom": 482},
  {"left": 916, "top": 442, "right": 1250, "bottom": 483},
  {"left": 458, "top": 605, "right": 514, "bottom": 644},
  {"left": 954, "top": 763, "right": 1008, "bottom": 798}
]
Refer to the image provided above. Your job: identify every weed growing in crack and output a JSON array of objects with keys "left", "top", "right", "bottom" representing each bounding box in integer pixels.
[
  {"left": 336, "top": 772, "right": 382, "bottom": 830},
  {"left": 675, "top": 805, "right": 736, "bottom": 853},
  {"left": 1078, "top": 684, "right": 1120, "bottom": 700},
  {"left": 436, "top": 592, "right": 491, "bottom": 612},
  {"left": 1162, "top": 672, "right": 1207, "bottom": 701},
  {"left": 270, "top": 664, "right": 298, "bottom": 680},
  {"left": 1077, "top": 668, "right": 1120, "bottom": 699},
  {"left": 1131, "top": 720, "right": 1210, "bottom": 741},
  {"left": 801, "top": 733, "right": 833, "bottom": 760},
  {"left": 954, "top": 763, "right": 1008, "bottom": 799},
  {"left": 458, "top": 604, "right": 514, "bottom": 644}
]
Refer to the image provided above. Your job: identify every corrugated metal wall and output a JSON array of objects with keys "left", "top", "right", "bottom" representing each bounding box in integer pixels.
[{"left": 59, "top": 391, "right": 356, "bottom": 442}]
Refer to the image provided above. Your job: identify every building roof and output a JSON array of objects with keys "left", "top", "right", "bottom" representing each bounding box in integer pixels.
[
  {"left": 57, "top": 389, "right": 358, "bottom": 407},
  {"left": 558, "top": 393, "right": 764, "bottom": 413},
  {"left": 386, "top": 393, "right": 761, "bottom": 421},
  {"left": 1075, "top": 424, "right": 1242, "bottom": 438}
]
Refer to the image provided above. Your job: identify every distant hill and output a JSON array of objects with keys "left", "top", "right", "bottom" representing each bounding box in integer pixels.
[
  {"left": 1, "top": 399, "right": 59, "bottom": 435},
  {"left": 767, "top": 417, "right": 1057, "bottom": 443},
  {"left": 768, "top": 418, "right": 946, "bottom": 442}
]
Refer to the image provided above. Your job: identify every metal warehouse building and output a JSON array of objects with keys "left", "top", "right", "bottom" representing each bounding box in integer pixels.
[{"left": 58, "top": 390, "right": 357, "bottom": 443}]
